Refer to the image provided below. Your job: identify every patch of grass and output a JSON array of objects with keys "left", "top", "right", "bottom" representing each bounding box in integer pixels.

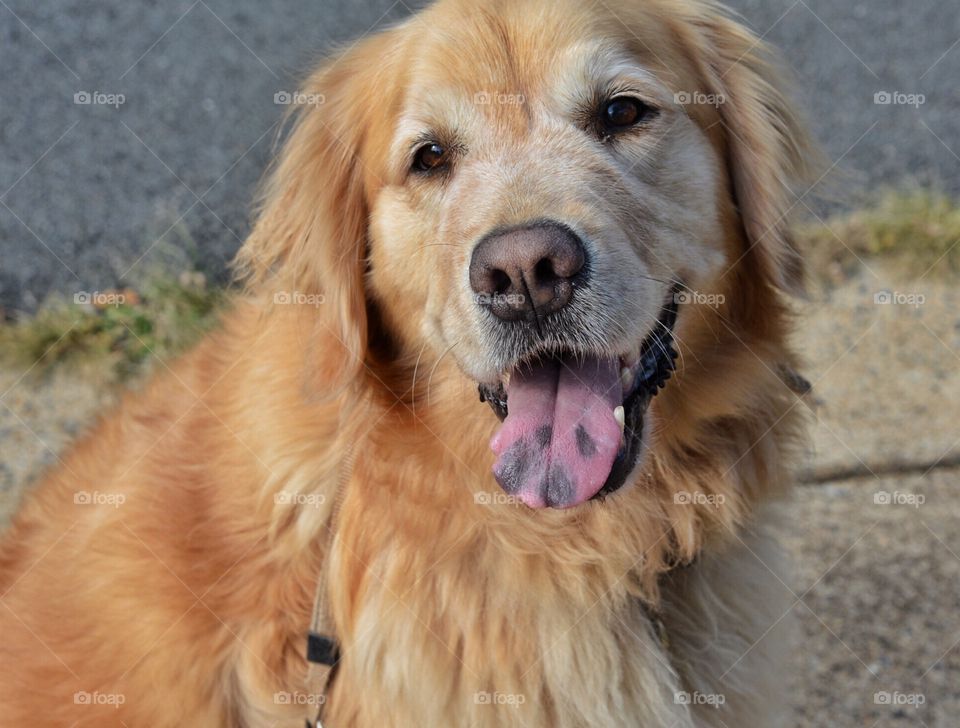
[
  {"left": 800, "top": 190, "right": 960, "bottom": 280},
  {"left": 1, "top": 191, "right": 957, "bottom": 380},
  {"left": 0, "top": 272, "right": 226, "bottom": 381}
]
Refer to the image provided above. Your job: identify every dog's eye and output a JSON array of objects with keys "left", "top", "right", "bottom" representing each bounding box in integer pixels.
[
  {"left": 413, "top": 142, "right": 448, "bottom": 172},
  {"left": 601, "top": 97, "right": 653, "bottom": 130}
]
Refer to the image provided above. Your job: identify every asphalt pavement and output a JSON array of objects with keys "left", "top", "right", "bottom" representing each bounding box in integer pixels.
[{"left": 1, "top": 0, "right": 958, "bottom": 311}]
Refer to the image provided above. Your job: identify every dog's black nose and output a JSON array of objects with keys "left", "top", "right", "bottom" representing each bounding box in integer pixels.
[{"left": 469, "top": 221, "right": 587, "bottom": 322}]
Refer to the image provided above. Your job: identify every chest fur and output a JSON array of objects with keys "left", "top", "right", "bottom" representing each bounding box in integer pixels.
[{"left": 321, "top": 508, "right": 692, "bottom": 728}]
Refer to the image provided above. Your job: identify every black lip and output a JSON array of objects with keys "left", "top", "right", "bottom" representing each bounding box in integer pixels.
[{"left": 479, "top": 287, "right": 680, "bottom": 500}]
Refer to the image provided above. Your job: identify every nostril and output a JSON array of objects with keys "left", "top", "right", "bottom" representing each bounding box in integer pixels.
[
  {"left": 534, "top": 257, "right": 557, "bottom": 283},
  {"left": 490, "top": 269, "right": 511, "bottom": 295}
]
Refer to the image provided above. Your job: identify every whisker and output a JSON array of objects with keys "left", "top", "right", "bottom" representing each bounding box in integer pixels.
[
  {"left": 427, "top": 339, "right": 462, "bottom": 407},
  {"left": 410, "top": 341, "right": 429, "bottom": 416},
  {"left": 653, "top": 315, "right": 690, "bottom": 375}
]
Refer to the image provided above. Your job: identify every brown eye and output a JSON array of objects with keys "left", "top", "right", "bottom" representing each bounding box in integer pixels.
[
  {"left": 413, "top": 142, "right": 447, "bottom": 172},
  {"left": 602, "top": 97, "right": 652, "bottom": 129}
]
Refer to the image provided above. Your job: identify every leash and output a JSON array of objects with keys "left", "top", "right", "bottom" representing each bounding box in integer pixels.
[
  {"left": 303, "top": 445, "right": 354, "bottom": 728},
  {"left": 304, "top": 574, "right": 340, "bottom": 728}
]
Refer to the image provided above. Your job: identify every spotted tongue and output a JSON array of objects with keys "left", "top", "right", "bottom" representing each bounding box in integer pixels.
[{"left": 490, "top": 355, "right": 623, "bottom": 508}]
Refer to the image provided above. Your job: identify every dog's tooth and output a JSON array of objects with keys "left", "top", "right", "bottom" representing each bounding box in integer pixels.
[
  {"left": 620, "top": 367, "right": 633, "bottom": 393},
  {"left": 613, "top": 405, "right": 625, "bottom": 433},
  {"left": 502, "top": 372, "right": 511, "bottom": 388}
]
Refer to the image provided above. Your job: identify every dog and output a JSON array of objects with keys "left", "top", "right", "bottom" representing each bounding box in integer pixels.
[{"left": 0, "top": 0, "right": 814, "bottom": 725}]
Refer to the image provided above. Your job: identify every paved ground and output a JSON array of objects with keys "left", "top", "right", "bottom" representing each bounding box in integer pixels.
[
  {"left": 781, "top": 261, "right": 960, "bottom": 726},
  {"left": 784, "top": 468, "right": 960, "bottom": 728},
  {"left": 2, "top": 0, "right": 959, "bottom": 310},
  {"left": 798, "top": 260, "right": 960, "bottom": 480}
]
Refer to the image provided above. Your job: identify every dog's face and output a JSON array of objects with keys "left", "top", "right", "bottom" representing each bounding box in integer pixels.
[
  {"left": 240, "top": 0, "right": 809, "bottom": 510},
  {"left": 370, "top": 26, "right": 725, "bottom": 380},
  {"left": 368, "top": 3, "right": 731, "bottom": 509}
]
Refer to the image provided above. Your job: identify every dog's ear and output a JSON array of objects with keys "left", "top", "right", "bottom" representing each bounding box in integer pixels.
[
  {"left": 235, "top": 35, "right": 395, "bottom": 375},
  {"left": 689, "top": 7, "right": 816, "bottom": 295}
]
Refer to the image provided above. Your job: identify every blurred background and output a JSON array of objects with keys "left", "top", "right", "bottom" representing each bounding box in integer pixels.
[{"left": 1, "top": 1, "right": 958, "bottom": 725}]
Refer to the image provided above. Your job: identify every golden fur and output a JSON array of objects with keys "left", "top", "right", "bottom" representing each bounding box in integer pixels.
[{"left": 0, "top": 0, "right": 813, "bottom": 725}]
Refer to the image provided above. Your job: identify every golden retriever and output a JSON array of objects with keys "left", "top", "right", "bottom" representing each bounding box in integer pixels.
[{"left": 0, "top": 0, "right": 814, "bottom": 725}]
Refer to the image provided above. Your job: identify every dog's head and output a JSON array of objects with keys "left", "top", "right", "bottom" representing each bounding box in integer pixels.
[{"left": 238, "top": 0, "right": 811, "bottom": 510}]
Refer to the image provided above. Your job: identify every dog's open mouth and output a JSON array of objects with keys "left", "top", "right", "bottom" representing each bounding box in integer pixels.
[{"left": 478, "top": 290, "right": 679, "bottom": 509}]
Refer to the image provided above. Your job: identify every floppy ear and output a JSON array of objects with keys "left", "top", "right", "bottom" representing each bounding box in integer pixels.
[
  {"left": 235, "top": 35, "right": 395, "bottom": 375},
  {"left": 689, "top": 6, "right": 816, "bottom": 294}
]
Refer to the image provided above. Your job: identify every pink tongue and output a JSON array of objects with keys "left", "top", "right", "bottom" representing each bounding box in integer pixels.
[{"left": 490, "top": 355, "right": 623, "bottom": 509}]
